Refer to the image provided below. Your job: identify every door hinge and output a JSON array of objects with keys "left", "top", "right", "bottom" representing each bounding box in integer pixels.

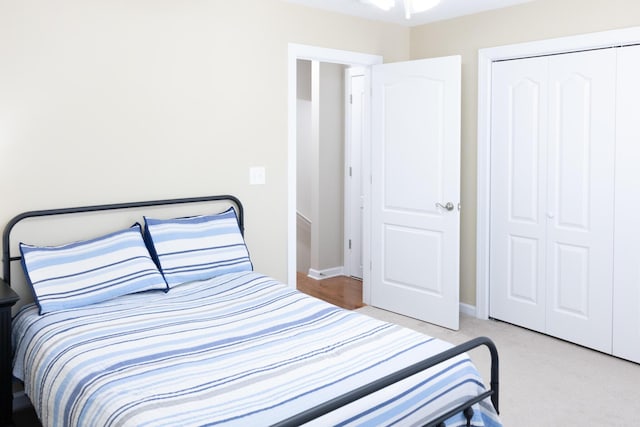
[
  {"left": 348, "top": 239, "right": 352, "bottom": 249},
  {"left": 349, "top": 166, "right": 352, "bottom": 177},
  {"left": 349, "top": 94, "right": 353, "bottom": 104}
]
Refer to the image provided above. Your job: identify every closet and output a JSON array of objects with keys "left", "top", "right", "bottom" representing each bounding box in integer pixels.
[{"left": 489, "top": 44, "right": 640, "bottom": 362}]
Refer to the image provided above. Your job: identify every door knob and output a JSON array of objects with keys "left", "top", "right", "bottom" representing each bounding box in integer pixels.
[{"left": 436, "top": 202, "right": 455, "bottom": 211}]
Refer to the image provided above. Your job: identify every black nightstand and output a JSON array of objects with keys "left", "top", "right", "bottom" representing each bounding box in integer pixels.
[{"left": 0, "top": 280, "right": 19, "bottom": 426}]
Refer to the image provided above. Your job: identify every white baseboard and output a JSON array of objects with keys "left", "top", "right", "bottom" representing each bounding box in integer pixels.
[
  {"left": 307, "top": 266, "right": 344, "bottom": 280},
  {"left": 460, "top": 303, "right": 476, "bottom": 317}
]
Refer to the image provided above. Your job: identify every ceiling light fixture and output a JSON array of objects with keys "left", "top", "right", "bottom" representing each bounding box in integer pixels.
[
  {"left": 363, "top": 0, "right": 396, "bottom": 11},
  {"left": 361, "top": 0, "right": 441, "bottom": 20},
  {"left": 406, "top": 0, "right": 441, "bottom": 17}
]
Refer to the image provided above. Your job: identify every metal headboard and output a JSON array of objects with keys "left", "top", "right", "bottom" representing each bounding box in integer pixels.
[{"left": 1, "top": 195, "right": 243, "bottom": 286}]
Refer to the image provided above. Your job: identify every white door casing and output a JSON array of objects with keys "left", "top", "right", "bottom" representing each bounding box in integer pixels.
[
  {"left": 345, "top": 68, "right": 366, "bottom": 279},
  {"left": 370, "top": 56, "right": 461, "bottom": 330}
]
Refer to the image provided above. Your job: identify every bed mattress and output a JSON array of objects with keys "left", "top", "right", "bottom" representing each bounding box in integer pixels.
[{"left": 13, "top": 271, "right": 501, "bottom": 426}]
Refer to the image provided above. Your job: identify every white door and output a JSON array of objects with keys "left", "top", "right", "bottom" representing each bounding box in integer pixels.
[
  {"left": 613, "top": 45, "right": 640, "bottom": 363},
  {"left": 544, "top": 49, "right": 616, "bottom": 353},
  {"left": 490, "top": 49, "right": 616, "bottom": 353},
  {"left": 345, "top": 69, "right": 365, "bottom": 279},
  {"left": 370, "top": 56, "right": 461, "bottom": 330},
  {"left": 489, "top": 56, "right": 549, "bottom": 334}
]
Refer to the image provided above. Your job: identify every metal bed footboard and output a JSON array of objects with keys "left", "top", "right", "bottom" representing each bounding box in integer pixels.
[{"left": 273, "top": 336, "right": 499, "bottom": 427}]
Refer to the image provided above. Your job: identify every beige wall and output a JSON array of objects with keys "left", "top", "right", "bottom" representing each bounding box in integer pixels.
[
  {"left": 410, "top": 0, "right": 640, "bottom": 305},
  {"left": 6, "top": 0, "right": 636, "bottom": 308},
  {"left": 0, "top": 0, "right": 410, "bottom": 301},
  {"left": 316, "top": 62, "right": 345, "bottom": 271}
]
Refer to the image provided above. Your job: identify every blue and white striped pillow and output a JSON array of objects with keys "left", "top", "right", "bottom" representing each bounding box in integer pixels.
[
  {"left": 20, "top": 224, "right": 168, "bottom": 314},
  {"left": 144, "top": 207, "right": 252, "bottom": 287}
]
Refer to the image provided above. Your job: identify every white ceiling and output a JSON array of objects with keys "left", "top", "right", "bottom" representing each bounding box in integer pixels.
[{"left": 284, "top": 0, "right": 534, "bottom": 27}]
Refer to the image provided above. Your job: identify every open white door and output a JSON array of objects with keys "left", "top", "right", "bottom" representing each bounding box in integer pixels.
[{"left": 370, "top": 56, "right": 461, "bottom": 330}]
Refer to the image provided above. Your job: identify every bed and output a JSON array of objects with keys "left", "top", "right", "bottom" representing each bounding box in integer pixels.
[{"left": 1, "top": 195, "right": 501, "bottom": 427}]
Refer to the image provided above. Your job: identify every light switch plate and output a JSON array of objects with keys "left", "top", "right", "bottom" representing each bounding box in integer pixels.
[{"left": 249, "top": 167, "right": 266, "bottom": 185}]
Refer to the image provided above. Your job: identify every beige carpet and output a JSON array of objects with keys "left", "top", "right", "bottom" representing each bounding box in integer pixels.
[{"left": 356, "top": 306, "right": 640, "bottom": 427}]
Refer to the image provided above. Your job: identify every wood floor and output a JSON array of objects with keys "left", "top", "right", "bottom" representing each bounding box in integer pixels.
[{"left": 296, "top": 272, "right": 364, "bottom": 310}]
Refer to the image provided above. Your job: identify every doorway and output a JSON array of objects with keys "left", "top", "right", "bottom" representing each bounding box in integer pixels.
[
  {"left": 287, "top": 44, "right": 382, "bottom": 302},
  {"left": 288, "top": 46, "right": 463, "bottom": 330},
  {"left": 295, "top": 59, "right": 349, "bottom": 281},
  {"left": 295, "top": 61, "right": 366, "bottom": 283}
]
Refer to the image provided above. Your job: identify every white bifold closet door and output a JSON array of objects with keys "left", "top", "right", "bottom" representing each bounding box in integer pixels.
[
  {"left": 490, "top": 48, "right": 617, "bottom": 353},
  {"left": 489, "top": 56, "right": 548, "bottom": 334}
]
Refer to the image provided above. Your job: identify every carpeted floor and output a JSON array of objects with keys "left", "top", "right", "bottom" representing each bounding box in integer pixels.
[{"left": 356, "top": 306, "right": 640, "bottom": 427}]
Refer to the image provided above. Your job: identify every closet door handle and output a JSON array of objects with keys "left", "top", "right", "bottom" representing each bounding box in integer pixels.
[{"left": 436, "top": 202, "right": 455, "bottom": 211}]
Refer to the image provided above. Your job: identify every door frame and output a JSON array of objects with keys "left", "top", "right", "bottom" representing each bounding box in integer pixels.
[
  {"left": 344, "top": 67, "right": 366, "bottom": 280},
  {"left": 476, "top": 26, "right": 640, "bottom": 320},
  {"left": 287, "top": 44, "right": 382, "bottom": 301}
]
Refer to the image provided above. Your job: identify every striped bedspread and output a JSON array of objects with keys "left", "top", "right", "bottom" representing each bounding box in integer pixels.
[{"left": 12, "top": 271, "right": 501, "bottom": 427}]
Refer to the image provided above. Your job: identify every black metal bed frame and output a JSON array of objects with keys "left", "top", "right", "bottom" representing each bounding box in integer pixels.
[
  {"left": 2, "top": 194, "right": 244, "bottom": 287},
  {"left": 1, "top": 195, "right": 499, "bottom": 427},
  {"left": 276, "top": 336, "right": 499, "bottom": 427}
]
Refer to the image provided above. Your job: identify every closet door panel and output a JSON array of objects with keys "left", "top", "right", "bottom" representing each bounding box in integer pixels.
[
  {"left": 489, "top": 57, "right": 547, "bottom": 332},
  {"left": 613, "top": 45, "right": 640, "bottom": 363},
  {"left": 545, "top": 49, "right": 616, "bottom": 353}
]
